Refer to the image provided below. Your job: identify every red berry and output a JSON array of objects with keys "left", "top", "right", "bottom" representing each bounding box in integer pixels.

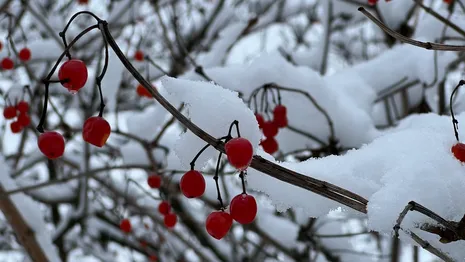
[
  {"left": 58, "top": 59, "right": 88, "bottom": 93},
  {"left": 17, "top": 113, "right": 30, "bottom": 127},
  {"left": 82, "top": 116, "right": 111, "bottom": 147},
  {"left": 205, "top": 211, "right": 233, "bottom": 240},
  {"left": 149, "top": 255, "right": 158, "bottom": 261},
  {"left": 225, "top": 137, "right": 253, "bottom": 170},
  {"left": 368, "top": 0, "right": 377, "bottom": 5},
  {"left": 158, "top": 201, "right": 171, "bottom": 215},
  {"left": 3, "top": 106, "right": 17, "bottom": 119},
  {"left": 273, "top": 105, "right": 288, "bottom": 128},
  {"left": 1, "top": 57, "right": 14, "bottom": 70},
  {"left": 140, "top": 240, "right": 147, "bottom": 248},
  {"left": 120, "top": 219, "right": 131, "bottom": 233},
  {"left": 229, "top": 194, "right": 257, "bottom": 225},
  {"left": 0, "top": 42, "right": 2, "bottom": 52},
  {"left": 38, "top": 131, "right": 65, "bottom": 159},
  {"left": 16, "top": 101, "right": 29, "bottom": 113},
  {"left": 255, "top": 113, "right": 264, "bottom": 129},
  {"left": 10, "top": 121, "right": 22, "bottom": 133},
  {"left": 136, "top": 84, "right": 152, "bottom": 98},
  {"left": 444, "top": 0, "right": 451, "bottom": 3},
  {"left": 273, "top": 105, "right": 286, "bottom": 117},
  {"left": 147, "top": 174, "right": 162, "bottom": 188},
  {"left": 180, "top": 170, "right": 206, "bottom": 198},
  {"left": 18, "top": 48, "right": 31, "bottom": 62},
  {"left": 260, "top": 137, "right": 278, "bottom": 154},
  {"left": 273, "top": 116, "right": 288, "bottom": 128},
  {"left": 262, "top": 121, "right": 278, "bottom": 138},
  {"left": 452, "top": 143, "right": 465, "bottom": 162},
  {"left": 164, "top": 213, "right": 177, "bottom": 228},
  {"left": 134, "top": 50, "right": 144, "bottom": 61},
  {"left": 78, "top": 0, "right": 89, "bottom": 4}
]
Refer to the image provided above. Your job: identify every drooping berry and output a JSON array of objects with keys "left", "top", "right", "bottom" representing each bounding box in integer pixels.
[
  {"left": 452, "top": 143, "right": 465, "bottom": 162},
  {"left": 229, "top": 194, "right": 257, "bottom": 225},
  {"left": 38, "top": 131, "right": 65, "bottom": 159},
  {"left": 147, "top": 174, "right": 162, "bottom": 188},
  {"left": 82, "top": 116, "right": 111, "bottom": 147},
  {"left": 136, "top": 84, "right": 152, "bottom": 98},
  {"left": 180, "top": 170, "right": 206, "bottom": 198},
  {"left": 17, "top": 113, "right": 30, "bottom": 127},
  {"left": 18, "top": 48, "right": 31, "bottom": 62},
  {"left": 16, "top": 101, "right": 29, "bottom": 113},
  {"left": 164, "top": 213, "right": 177, "bottom": 228},
  {"left": 255, "top": 113, "right": 264, "bottom": 129},
  {"left": 273, "top": 116, "right": 288, "bottom": 128},
  {"left": 205, "top": 211, "right": 233, "bottom": 240},
  {"left": 225, "top": 137, "right": 254, "bottom": 170},
  {"left": 262, "top": 121, "right": 278, "bottom": 138},
  {"left": 368, "top": 0, "right": 377, "bottom": 5},
  {"left": 158, "top": 201, "right": 171, "bottom": 215},
  {"left": 10, "top": 121, "right": 22, "bottom": 133},
  {"left": 78, "top": 0, "right": 89, "bottom": 4},
  {"left": 273, "top": 105, "right": 288, "bottom": 128},
  {"left": 149, "top": 255, "right": 158, "bottom": 261},
  {"left": 260, "top": 137, "right": 278, "bottom": 154},
  {"left": 120, "top": 218, "right": 131, "bottom": 233},
  {"left": 3, "top": 106, "right": 17, "bottom": 119},
  {"left": 58, "top": 59, "right": 88, "bottom": 93},
  {"left": 1, "top": 57, "right": 14, "bottom": 70},
  {"left": 134, "top": 50, "right": 144, "bottom": 61}
]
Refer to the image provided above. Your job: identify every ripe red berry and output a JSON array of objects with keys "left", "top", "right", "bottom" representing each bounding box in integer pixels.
[
  {"left": 273, "top": 105, "right": 286, "bottom": 117},
  {"left": 16, "top": 101, "right": 29, "bottom": 113},
  {"left": 1, "top": 57, "right": 14, "bottom": 70},
  {"left": 262, "top": 121, "right": 278, "bottom": 138},
  {"left": 3, "top": 106, "right": 17, "bottom": 119},
  {"left": 260, "top": 137, "right": 278, "bottom": 154},
  {"left": 180, "top": 170, "right": 206, "bottom": 198},
  {"left": 134, "top": 50, "right": 144, "bottom": 61},
  {"left": 120, "top": 218, "right": 131, "bottom": 233},
  {"left": 229, "top": 194, "right": 257, "bottom": 225},
  {"left": 18, "top": 48, "right": 31, "bottom": 62},
  {"left": 444, "top": 0, "right": 452, "bottom": 3},
  {"left": 136, "top": 84, "right": 152, "bottom": 98},
  {"left": 17, "top": 113, "right": 31, "bottom": 127},
  {"left": 78, "top": 0, "right": 89, "bottom": 4},
  {"left": 82, "top": 116, "right": 111, "bottom": 147},
  {"left": 368, "top": 0, "right": 377, "bottom": 5},
  {"left": 147, "top": 174, "right": 162, "bottom": 188},
  {"left": 38, "top": 131, "right": 65, "bottom": 159},
  {"left": 205, "top": 211, "right": 233, "bottom": 240},
  {"left": 273, "top": 116, "right": 288, "bottom": 128},
  {"left": 255, "top": 113, "right": 264, "bottom": 129},
  {"left": 158, "top": 201, "right": 171, "bottom": 215},
  {"left": 452, "top": 143, "right": 465, "bottom": 162},
  {"left": 58, "top": 59, "right": 88, "bottom": 93},
  {"left": 164, "top": 213, "right": 177, "bottom": 228},
  {"left": 149, "top": 255, "right": 158, "bottom": 261},
  {"left": 273, "top": 105, "right": 288, "bottom": 128},
  {"left": 10, "top": 121, "right": 22, "bottom": 133},
  {"left": 225, "top": 137, "right": 253, "bottom": 170}
]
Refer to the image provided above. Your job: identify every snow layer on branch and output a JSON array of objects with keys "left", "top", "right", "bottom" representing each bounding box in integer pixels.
[
  {"left": 161, "top": 76, "right": 261, "bottom": 170},
  {"left": 0, "top": 158, "right": 61, "bottom": 262}
]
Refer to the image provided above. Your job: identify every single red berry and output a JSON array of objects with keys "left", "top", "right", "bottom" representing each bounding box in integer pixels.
[
  {"left": 273, "top": 105, "right": 287, "bottom": 117},
  {"left": 230, "top": 193, "right": 257, "bottom": 225},
  {"left": 260, "top": 137, "right": 278, "bottom": 154},
  {"left": 273, "top": 105, "right": 288, "bottom": 128},
  {"left": 18, "top": 48, "right": 31, "bottom": 62},
  {"left": 38, "top": 131, "right": 65, "bottom": 159},
  {"left": 16, "top": 101, "right": 29, "bottom": 113},
  {"left": 78, "top": 0, "right": 89, "bottom": 4},
  {"left": 147, "top": 174, "right": 162, "bottom": 188},
  {"left": 82, "top": 116, "right": 111, "bottom": 147},
  {"left": 134, "top": 50, "right": 144, "bottom": 61},
  {"left": 205, "top": 211, "right": 233, "bottom": 240},
  {"left": 443, "top": 0, "right": 452, "bottom": 3},
  {"left": 120, "top": 219, "right": 131, "bottom": 233},
  {"left": 262, "top": 121, "right": 278, "bottom": 138},
  {"left": 164, "top": 213, "right": 177, "bottom": 228},
  {"left": 368, "top": 0, "right": 377, "bottom": 5},
  {"left": 452, "top": 143, "right": 465, "bottom": 162},
  {"left": 17, "top": 113, "right": 31, "bottom": 127},
  {"left": 3, "top": 106, "right": 17, "bottom": 119},
  {"left": 255, "top": 113, "right": 264, "bottom": 129},
  {"left": 180, "top": 170, "right": 206, "bottom": 198},
  {"left": 273, "top": 116, "right": 288, "bottom": 128},
  {"left": 58, "top": 59, "right": 88, "bottom": 93},
  {"left": 10, "top": 121, "right": 22, "bottom": 133},
  {"left": 149, "top": 255, "right": 158, "bottom": 261},
  {"left": 158, "top": 201, "right": 171, "bottom": 215},
  {"left": 225, "top": 137, "right": 254, "bottom": 170},
  {"left": 1, "top": 57, "right": 14, "bottom": 70},
  {"left": 136, "top": 84, "right": 152, "bottom": 98}
]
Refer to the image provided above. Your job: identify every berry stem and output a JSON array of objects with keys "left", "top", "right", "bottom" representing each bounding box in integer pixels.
[
  {"left": 449, "top": 80, "right": 465, "bottom": 142},
  {"left": 239, "top": 171, "right": 247, "bottom": 194},
  {"left": 190, "top": 143, "right": 211, "bottom": 170},
  {"left": 214, "top": 152, "right": 225, "bottom": 209},
  {"left": 227, "top": 120, "right": 240, "bottom": 138},
  {"left": 96, "top": 21, "right": 110, "bottom": 117}
]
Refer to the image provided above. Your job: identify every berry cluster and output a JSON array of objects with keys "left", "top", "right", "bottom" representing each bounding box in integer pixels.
[
  {"left": 180, "top": 121, "right": 257, "bottom": 240},
  {"left": 1, "top": 47, "right": 31, "bottom": 71},
  {"left": 256, "top": 104, "right": 288, "bottom": 155},
  {"left": 3, "top": 100, "right": 31, "bottom": 133},
  {"left": 147, "top": 174, "right": 179, "bottom": 228}
]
